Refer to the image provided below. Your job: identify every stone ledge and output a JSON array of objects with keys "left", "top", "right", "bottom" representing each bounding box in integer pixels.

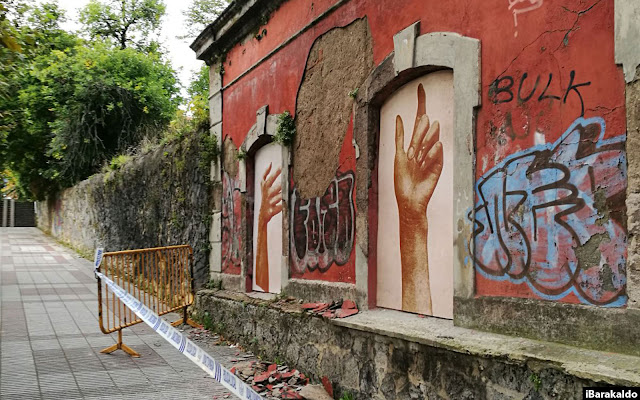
[
  {"left": 284, "top": 278, "right": 364, "bottom": 307},
  {"left": 455, "top": 296, "right": 640, "bottom": 357},
  {"left": 332, "top": 308, "right": 640, "bottom": 387},
  {"left": 195, "top": 290, "right": 640, "bottom": 398}
]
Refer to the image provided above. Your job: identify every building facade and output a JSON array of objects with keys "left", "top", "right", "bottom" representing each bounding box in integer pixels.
[{"left": 192, "top": 0, "right": 640, "bottom": 356}]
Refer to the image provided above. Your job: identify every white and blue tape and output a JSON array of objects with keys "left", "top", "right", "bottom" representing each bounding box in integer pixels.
[{"left": 95, "top": 269, "right": 263, "bottom": 400}]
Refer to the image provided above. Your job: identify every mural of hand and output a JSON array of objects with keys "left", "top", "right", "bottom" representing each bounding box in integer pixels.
[
  {"left": 256, "top": 162, "right": 282, "bottom": 292},
  {"left": 394, "top": 83, "right": 444, "bottom": 222},
  {"left": 394, "top": 83, "right": 444, "bottom": 314},
  {"left": 259, "top": 163, "right": 283, "bottom": 223}
]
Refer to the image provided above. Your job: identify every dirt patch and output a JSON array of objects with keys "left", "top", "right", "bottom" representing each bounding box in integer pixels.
[
  {"left": 223, "top": 136, "right": 239, "bottom": 178},
  {"left": 293, "top": 18, "right": 373, "bottom": 198}
]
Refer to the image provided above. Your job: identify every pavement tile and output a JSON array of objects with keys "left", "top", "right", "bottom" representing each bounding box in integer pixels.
[{"left": 0, "top": 227, "right": 240, "bottom": 399}]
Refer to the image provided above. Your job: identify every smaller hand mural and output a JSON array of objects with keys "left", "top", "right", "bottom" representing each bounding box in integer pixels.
[
  {"left": 394, "top": 83, "right": 444, "bottom": 314},
  {"left": 255, "top": 163, "right": 283, "bottom": 291}
]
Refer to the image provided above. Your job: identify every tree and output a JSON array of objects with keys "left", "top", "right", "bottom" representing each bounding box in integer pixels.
[
  {"left": 0, "top": 1, "right": 22, "bottom": 52},
  {"left": 79, "top": 0, "right": 166, "bottom": 50},
  {"left": 180, "top": 0, "right": 228, "bottom": 40},
  {"left": 0, "top": 1, "right": 79, "bottom": 199},
  {"left": 0, "top": 1, "right": 180, "bottom": 199},
  {"left": 22, "top": 43, "right": 179, "bottom": 190}
]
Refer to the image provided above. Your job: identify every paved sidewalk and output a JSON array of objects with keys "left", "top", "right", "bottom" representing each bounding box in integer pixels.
[{"left": 0, "top": 228, "right": 242, "bottom": 400}]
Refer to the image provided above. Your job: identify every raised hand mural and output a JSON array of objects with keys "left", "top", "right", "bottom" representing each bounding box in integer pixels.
[
  {"left": 253, "top": 143, "right": 283, "bottom": 293},
  {"left": 394, "top": 83, "right": 444, "bottom": 314},
  {"left": 377, "top": 72, "right": 454, "bottom": 318},
  {"left": 471, "top": 117, "right": 627, "bottom": 306}
]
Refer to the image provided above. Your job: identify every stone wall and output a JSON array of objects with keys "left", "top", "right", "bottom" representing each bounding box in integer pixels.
[
  {"left": 36, "top": 133, "right": 212, "bottom": 288},
  {"left": 195, "top": 291, "right": 639, "bottom": 400}
]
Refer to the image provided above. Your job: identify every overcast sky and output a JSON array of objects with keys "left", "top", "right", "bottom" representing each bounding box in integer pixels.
[{"left": 48, "top": 0, "right": 205, "bottom": 97}]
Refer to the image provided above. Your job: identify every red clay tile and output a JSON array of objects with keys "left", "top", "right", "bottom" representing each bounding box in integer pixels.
[
  {"left": 281, "top": 390, "right": 303, "bottom": 399},
  {"left": 335, "top": 308, "right": 359, "bottom": 318},
  {"left": 342, "top": 300, "right": 357, "bottom": 309},
  {"left": 321, "top": 310, "right": 335, "bottom": 318},
  {"left": 254, "top": 372, "right": 270, "bottom": 383},
  {"left": 321, "top": 376, "right": 333, "bottom": 397}
]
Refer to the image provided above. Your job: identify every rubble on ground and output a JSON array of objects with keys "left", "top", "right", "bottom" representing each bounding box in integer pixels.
[
  {"left": 187, "top": 327, "right": 309, "bottom": 399},
  {"left": 187, "top": 297, "right": 358, "bottom": 399},
  {"left": 301, "top": 299, "right": 359, "bottom": 319}
]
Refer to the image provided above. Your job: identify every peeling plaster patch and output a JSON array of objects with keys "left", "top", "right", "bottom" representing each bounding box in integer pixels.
[
  {"left": 573, "top": 232, "right": 611, "bottom": 278},
  {"left": 293, "top": 18, "right": 373, "bottom": 198},
  {"left": 534, "top": 130, "right": 545, "bottom": 145},
  {"left": 482, "top": 154, "right": 489, "bottom": 173},
  {"left": 615, "top": 0, "right": 640, "bottom": 83}
]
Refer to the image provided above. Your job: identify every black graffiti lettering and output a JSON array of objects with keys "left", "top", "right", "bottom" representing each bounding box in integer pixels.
[
  {"left": 563, "top": 70, "right": 591, "bottom": 117},
  {"left": 490, "top": 70, "right": 590, "bottom": 115},
  {"left": 517, "top": 72, "right": 539, "bottom": 102},
  {"left": 490, "top": 76, "right": 514, "bottom": 104},
  {"left": 290, "top": 171, "right": 355, "bottom": 274},
  {"left": 538, "top": 73, "right": 561, "bottom": 102},
  {"left": 469, "top": 117, "right": 627, "bottom": 306}
]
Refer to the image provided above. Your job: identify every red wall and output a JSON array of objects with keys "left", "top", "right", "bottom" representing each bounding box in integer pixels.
[{"left": 219, "top": 0, "right": 627, "bottom": 304}]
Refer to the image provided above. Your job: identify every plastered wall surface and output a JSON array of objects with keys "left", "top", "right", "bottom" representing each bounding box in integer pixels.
[
  {"left": 213, "top": 0, "right": 627, "bottom": 303},
  {"left": 221, "top": 136, "right": 243, "bottom": 276},
  {"left": 289, "top": 117, "right": 357, "bottom": 284},
  {"left": 196, "top": 0, "right": 637, "bottom": 351}
]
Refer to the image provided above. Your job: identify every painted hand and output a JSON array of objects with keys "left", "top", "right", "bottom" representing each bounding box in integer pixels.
[
  {"left": 259, "top": 163, "right": 283, "bottom": 224},
  {"left": 255, "top": 162, "right": 282, "bottom": 292},
  {"left": 394, "top": 83, "right": 444, "bottom": 222},
  {"left": 394, "top": 83, "right": 443, "bottom": 315}
]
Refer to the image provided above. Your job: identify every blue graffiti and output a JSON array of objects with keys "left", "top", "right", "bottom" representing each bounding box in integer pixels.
[{"left": 470, "top": 117, "right": 627, "bottom": 306}]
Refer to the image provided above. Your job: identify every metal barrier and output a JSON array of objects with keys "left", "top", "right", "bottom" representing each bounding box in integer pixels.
[{"left": 96, "top": 245, "right": 198, "bottom": 357}]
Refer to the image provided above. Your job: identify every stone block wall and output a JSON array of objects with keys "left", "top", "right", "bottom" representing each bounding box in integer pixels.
[
  {"left": 195, "top": 291, "right": 634, "bottom": 400},
  {"left": 36, "top": 133, "right": 212, "bottom": 288}
]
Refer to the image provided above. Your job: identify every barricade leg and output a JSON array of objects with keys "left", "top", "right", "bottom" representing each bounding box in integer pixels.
[
  {"left": 171, "top": 306, "right": 199, "bottom": 328},
  {"left": 100, "top": 329, "right": 140, "bottom": 358}
]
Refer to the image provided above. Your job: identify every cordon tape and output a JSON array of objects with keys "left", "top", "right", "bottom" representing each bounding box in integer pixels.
[{"left": 94, "top": 248, "right": 264, "bottom": 400}]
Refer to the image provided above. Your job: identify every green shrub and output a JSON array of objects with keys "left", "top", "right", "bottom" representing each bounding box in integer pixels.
[{"left": 274, "top": 110, "right": 295, "bottom": 146}]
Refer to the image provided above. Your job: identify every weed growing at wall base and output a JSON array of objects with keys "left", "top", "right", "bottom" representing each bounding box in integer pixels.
[
  {"left": 339, "top": 392, "right": 354, "bottom": 400},
  {"left": 529, "top": 373, "right": 542, "bottom": 391}
]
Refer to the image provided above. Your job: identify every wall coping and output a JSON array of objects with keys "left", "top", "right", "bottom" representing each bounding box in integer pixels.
[
  {"left": 335, "top": 309, "right": 640, "bottom": 387},
  {"left": 197, "top": 289, "right": 640, "bottom": 387}
]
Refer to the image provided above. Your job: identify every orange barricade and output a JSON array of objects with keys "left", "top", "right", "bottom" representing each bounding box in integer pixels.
[{"left": 96, "top": 245, "right": 198, "bottom": 357}]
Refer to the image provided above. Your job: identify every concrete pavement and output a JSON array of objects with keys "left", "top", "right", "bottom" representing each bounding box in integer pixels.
[{"left": 0, "top": 228, "right": 240, "bottom": 399}]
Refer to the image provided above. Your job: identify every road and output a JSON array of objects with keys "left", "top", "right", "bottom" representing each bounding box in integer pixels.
[{"left": 0, "top": 228, "right": 240, "bottom": 400}]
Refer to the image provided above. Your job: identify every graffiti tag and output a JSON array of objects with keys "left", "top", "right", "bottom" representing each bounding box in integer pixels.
[
  {"left": 221, "top": 172, "right": 242, "bottom": 274},
  {"left": 470, "top": 117, "right": 627, "bottom": 306},
  {"left": 490, "top": 70, "right": 591, "bottom": 117},
  {"left": 509, "top": 0, "right": 544, "bottom": 37},
  {"left": 290, "top": 171, "right": 355, "bottom": 274}
]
